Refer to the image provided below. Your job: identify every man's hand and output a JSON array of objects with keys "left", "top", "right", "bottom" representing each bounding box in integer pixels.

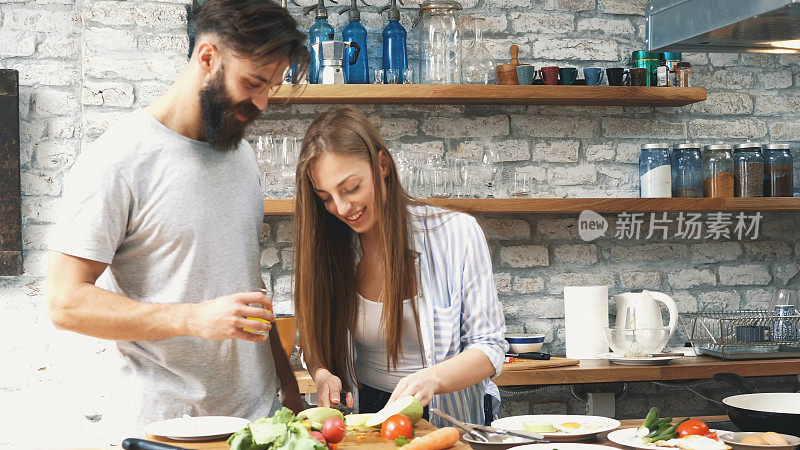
[
  {"left": 313, "top": 368, "right": 354, "bottom": 409},
  {"left": 187, "top": 291, "right": 275, "bottom": 342}
]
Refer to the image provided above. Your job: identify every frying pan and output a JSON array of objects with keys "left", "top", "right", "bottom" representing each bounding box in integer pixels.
[{"left": 714, "top": 373, "right": 800, "bottom": 435}]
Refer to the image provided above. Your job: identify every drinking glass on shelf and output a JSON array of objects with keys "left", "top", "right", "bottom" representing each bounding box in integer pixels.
[
  {"left": 373, "top": 69, "right": 384, "bottom": 84},
  {"left": 475, "top": 148, "right": 498, "bottom": 198},
  {"left": 385, "top": 68, "right": 400, "bottom": 84},
  {"left": 403, "top": 68, "right": 414, "bottom": 84},
  {"left": 511, "top": 170, "right": 532, "bottom": 197},
  {"left": 278, "top": 136, "right": 300, "bottom": 198}
]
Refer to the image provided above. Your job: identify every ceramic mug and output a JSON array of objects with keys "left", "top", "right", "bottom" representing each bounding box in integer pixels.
[
  {"left": 516, "top": 64, "right": 536, "bottom": 85},
  {"left": 583, "top": 67, "right": 605, "bottom": 86},
  {"left": 606, "top": 67, "right": 628, "bottom": 86},
  {"left": 538, "top": 66, "right": 559, "bottom": 85},
  {"left": 559, "top": 67, "right": 578, "bottom": 85}
]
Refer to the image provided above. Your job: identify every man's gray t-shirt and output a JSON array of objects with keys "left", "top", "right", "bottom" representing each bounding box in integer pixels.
[{"left": 49, "top": 109, "right": 279, "bottom": 429}]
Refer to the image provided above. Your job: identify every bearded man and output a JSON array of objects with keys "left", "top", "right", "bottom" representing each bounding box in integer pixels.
[{"left": 45, "top": 0, "right": 308, "bottom": 435}]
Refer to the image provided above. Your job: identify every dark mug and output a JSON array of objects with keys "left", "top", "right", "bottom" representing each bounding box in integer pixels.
[
  {"left": 628, "top": 67, "right": 648, "bottom": 86},
  {"left": 583, "top": 67, "right": 604, "bottom": 86},
  {"left": 538, "top": 66, "right": 559, "bottom": 85},
  {"left": 516, "top": 64, "right": 536, "bottom": 85},
  {"left": 606, "top": 67, "right": 627, "bottom": 86},
  {"left": 559, "top": 67, "right": 578, "bottom": 85}
]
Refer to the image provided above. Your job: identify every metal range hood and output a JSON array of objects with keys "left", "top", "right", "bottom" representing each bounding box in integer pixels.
[{"left": 646, "top": 0, "right": 800, "bottom": 53}]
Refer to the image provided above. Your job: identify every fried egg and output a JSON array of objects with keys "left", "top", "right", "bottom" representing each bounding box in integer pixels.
[
  {"left": 554, "top": 421, "right": 605, "bottom": 433},
  {"left": 655, "top": 435, "right": 731, "bottom": 450}
]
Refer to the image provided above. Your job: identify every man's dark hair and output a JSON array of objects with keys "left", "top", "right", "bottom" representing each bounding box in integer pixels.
[{"left": 194, "top": 0, "right": 308, "bottom": 83}]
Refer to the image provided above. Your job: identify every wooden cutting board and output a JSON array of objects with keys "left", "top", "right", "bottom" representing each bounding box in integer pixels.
[
  {"left": 143, "top": 419, "right": 469, "bottom": 449},
  {"left": 502, "top": 356, "right": 580, "bottom": 372}
]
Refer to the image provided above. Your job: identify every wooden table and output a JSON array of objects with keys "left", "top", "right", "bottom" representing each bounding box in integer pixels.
[{"left": 294, "top": 357, "right": 800, "bottom": 393}]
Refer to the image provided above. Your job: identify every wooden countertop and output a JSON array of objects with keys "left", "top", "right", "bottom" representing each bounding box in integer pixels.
[
  {"left": 294, "top": 357, "right": 800, "bottom": 393},
  {"left": 75, "top": 415, "right": 731, "bottom": 449}
]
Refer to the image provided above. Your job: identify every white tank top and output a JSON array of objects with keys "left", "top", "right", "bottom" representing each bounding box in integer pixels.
[{"left": 354, "top": 293, "right": 425, "bottom": 392}]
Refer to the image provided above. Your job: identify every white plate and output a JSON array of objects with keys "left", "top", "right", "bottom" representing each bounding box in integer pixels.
[
  {"left": 491, "top": 415, "right": 621, "bottom": 442},
  {"left": 597, "top": 353, "right": 682, "bottom": 366},
  {"left": 607, "top": 427, "right": 726, "bottom": 450},
  {"left": 514, "top": 444, "right": 617, "bottom": 450},
  {"left": 145, "top": 415, "right": 249, "bottom": 441}
]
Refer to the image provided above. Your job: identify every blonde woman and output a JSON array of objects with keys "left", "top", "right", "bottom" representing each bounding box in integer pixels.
[{"left": 293, "top": 106, "right": 508, "bottom": 426}]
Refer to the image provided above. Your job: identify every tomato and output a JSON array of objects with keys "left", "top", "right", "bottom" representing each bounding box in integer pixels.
[
  {"left": 677, "top": 419, "right": 710, "bottom": 437},
  {"left": 322, "top": 417, "right": 346, "bottom": 444},
  {"left": 310, "top": 430, "right": 327, "bottom": 445},
  {"left": 380, "top": 414, "right": 414, "bottom": 441},
  {"left": 704, "top": 432, "right": 718, "bottom": 440}
]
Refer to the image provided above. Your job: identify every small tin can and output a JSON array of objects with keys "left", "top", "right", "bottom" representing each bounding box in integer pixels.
[{"left": 772, "top": 304, "right": 799, "bottom": 342}]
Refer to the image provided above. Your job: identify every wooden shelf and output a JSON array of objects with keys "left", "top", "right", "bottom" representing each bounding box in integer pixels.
[
  {"left": 265, "top": 197, "right": 800, "bottom": 215},
  {"left": 268, "top": 84, "right": 707, "bottom": 106}
]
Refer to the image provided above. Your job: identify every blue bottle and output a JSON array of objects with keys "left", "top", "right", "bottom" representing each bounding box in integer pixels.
[
  {"left": 304, "top": 0, "right": 335, "bottom": 84},
  {"left": 339, "top": 0, "right": 370, "bottom": 84},
  {"left": 379, "top": 0, "right": 407, "bottom": 84}
]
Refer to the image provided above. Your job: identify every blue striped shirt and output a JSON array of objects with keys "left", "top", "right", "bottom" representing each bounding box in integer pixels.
[{"left": 353, "top": 204, "right": 509, "bottom": 426}]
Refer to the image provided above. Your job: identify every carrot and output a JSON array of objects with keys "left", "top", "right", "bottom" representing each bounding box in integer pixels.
[{"left": 402, "top": 427, "right": 460, "bottom": 450}]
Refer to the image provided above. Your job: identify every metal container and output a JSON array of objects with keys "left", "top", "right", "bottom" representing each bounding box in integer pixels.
[
  {"left": 773, "top": 305, "right": 799, "bottom": 342},
  {"left": 632, "top": 50, "right": 660, "bottom": 86},
  {"left": 732, "top": 141, "right": 764, "bottom": 197},
  {"left": 703, "top": 143, "right": 734, "bottom": 197}
]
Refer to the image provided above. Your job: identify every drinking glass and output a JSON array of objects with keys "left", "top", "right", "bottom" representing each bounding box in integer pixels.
[
  {"left": 385, "top": 68, "right": 400, "bottom": 85},
  {"left": 511, "top": 170, "right": 532, "bottom": 197},
  {"left": 403, "top": 68, "right": 414, "bottom": 84},
  {"left": 279, "top": 136, "right": 300, "bottom": 198},
  {"left": 475, "top": 148, "right": 498, "bottom": 198},
  {"left": 373, "top": 69, "right": 384, "bottom": 84}
]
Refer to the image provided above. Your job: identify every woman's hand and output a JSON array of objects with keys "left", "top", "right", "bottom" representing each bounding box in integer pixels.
[
  {"left": 313, "top": 368, "right": 354, "bottom": 408},
  {"left": 388, "top": 366, "right": 441, "bottom": 406}
]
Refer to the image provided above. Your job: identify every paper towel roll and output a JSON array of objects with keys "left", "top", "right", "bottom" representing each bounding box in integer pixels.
[{"left": 564, "top": 285, "right": 609, "bottom": 359}]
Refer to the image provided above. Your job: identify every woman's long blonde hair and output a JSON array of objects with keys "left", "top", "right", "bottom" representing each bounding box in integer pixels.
[{"left": 293, "top": 106, "right": 421, "bottom": 389}]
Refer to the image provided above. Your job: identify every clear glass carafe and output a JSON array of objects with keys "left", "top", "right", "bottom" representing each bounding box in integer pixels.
[
  {"left": 461, "top": 17, "right": 494, "bottom": 85},
  {"left": 414, "top": 0, "right": 463, "bottom": 84}
]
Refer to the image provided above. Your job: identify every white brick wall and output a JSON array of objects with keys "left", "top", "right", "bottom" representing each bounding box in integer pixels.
[{"left": 4, "top": 0, "right": 800, "bottom": 443}]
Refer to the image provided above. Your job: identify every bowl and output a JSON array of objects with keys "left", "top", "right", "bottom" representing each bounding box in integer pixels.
[
  {"left": 506, "top": 334, "right": 545, "bottom": 353},
  {"left": 274, "top": 315, "right": 297, "bottom": 359},
  {"left": 719, "top": 432, "right": 800, "bottom": 450},
  {"left": 603, "top": 327, "right": 670, "bottom": 357},
  {"left": 463, "top": 432, "right": 538, "bottom": 449}
]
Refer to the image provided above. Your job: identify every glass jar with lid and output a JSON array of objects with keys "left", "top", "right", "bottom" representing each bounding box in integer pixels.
[
  {"left": 671, "top": 143, "right": 702, "bottom": 197},
  {"left": 732, "top": 141, "right": 764, "bottom": 197},
  {"left": 414, "top": 0, "right": 463, "bottom": 84},
  {"left": 702, "top": 143, "right": 734, "bottom": 197},
  {"left": 763, "top": 143, "right": 794, "bottom": 197},
  {"left": 640, "top": 143, "right": 672, "bottom": 198}
]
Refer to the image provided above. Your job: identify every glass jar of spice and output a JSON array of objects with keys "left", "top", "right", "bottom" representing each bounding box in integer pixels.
[
  {"left": 763, "top": 143, "right": 794, "bottom": 197},
  {"left": 674, "top": 62, "right": 691, "bottom": 87},
  {"left": 733, "top": 142, "right": 765, "bottom": 197},
  {"left": 671, "top": 143, "right": 703, "bottom": 197},
  {"left": 702, "top": 143, "right": 734, "bottom": 197},
  {"left": 640, "top": 143, "right": 672, "bottom": 198}
]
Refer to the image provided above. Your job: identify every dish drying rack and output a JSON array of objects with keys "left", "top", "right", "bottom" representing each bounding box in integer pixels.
[{"left": 680, "top": 310, "right": 800, "bottom": 360}]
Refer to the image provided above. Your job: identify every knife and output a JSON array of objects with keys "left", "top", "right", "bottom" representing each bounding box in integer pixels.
[
  {"left": 506, "top": 351, "right": 550, "bottom": 360},
  {"left": 121, "top": 438, "right": 191, "bottom": 450}
]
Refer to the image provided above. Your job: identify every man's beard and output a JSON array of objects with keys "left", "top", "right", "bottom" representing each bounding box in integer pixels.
[{"left": 199, "top": 67, "right": 261, "bottom": 152}]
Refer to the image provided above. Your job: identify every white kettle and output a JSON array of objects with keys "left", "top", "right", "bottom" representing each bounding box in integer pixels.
[{"left": 613, "top": 290, "right": 678, "bottom": 337}]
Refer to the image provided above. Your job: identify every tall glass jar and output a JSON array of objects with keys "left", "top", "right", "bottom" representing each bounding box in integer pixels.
[
  {"left": 702, "top": 143, "right": 734, "bottom": 198},
  {"left": 671, "top": 143, "right": 702, "bottom": 197},
  {"left": 732, "top": 142, "right": 764, "bottom": 197},
  {"left": 640, "top": 143, "right": 672, "bottom": 198},
  {"left": 461, "top": 17, "right": 494, "bottom": 85},
  {"left": 414, "top": 0, "right": 463, "bottom": 84},
  {"left": 763, "top": 143, "right": 794, "bottom": 197}
]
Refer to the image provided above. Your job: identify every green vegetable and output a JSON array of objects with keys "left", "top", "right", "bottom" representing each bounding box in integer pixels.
[
  {"left": 647, "top": 421, "right": 672, "bottom": 439},
  {"left": 395, "top": 436, "right": 409, "bottom": 446},
  {"left": 237, "top": 407, "right": 327, "bottom": 450},
  {"left": 637, "top": 407, "right": 660, "bottom": 437},
  {"left": 647, "top": 418, "right": 689, "bottom": 443}
]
